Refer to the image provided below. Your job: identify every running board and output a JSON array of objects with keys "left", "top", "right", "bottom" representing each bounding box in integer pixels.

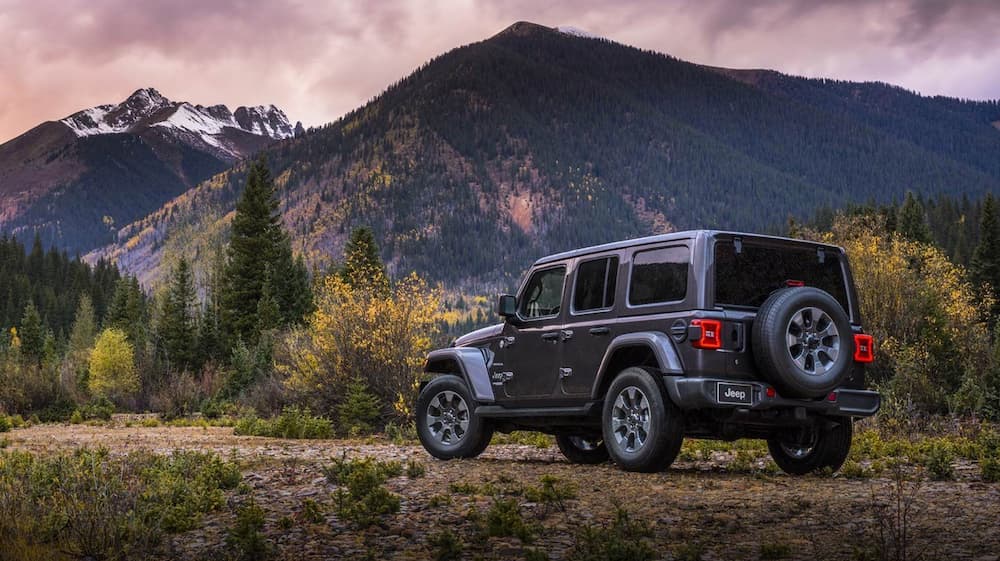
[{"left": 475, "top": 403, "right": 599, "bottom": 419}]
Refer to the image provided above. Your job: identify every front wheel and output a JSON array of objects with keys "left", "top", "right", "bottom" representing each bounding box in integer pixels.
[
  {"left": 556, "top": 435, "right": 610, "bottom": 464},
  {"left": 767, "top": 419, "right": 853, "bottom": 475},
  {"left": 602, "top": 367, "right": 684, "bottom": 472},
  {"left": 416, "top": 376, "right": 493, "bottom": 460}
]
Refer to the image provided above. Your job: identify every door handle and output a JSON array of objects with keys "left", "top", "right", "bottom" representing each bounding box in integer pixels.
[
  {"left": 589, "top": 326, "right": 610, "bottom": 335},
  {"left": 560, "top": 329, "right": 574, "bottom": 341},
  {"left": 541, "top": 332, "right": 560, "bottom": 342}
]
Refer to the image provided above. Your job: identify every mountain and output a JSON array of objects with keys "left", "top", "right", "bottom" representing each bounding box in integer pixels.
[
  {"left": 90, "top": 22, "right": 1000, "bottom": 289},
  {"left": 0, "top": 87, "right": 299, "bottom": 253}
]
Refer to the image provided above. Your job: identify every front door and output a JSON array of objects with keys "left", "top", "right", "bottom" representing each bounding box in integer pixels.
[{"left": 495, "top": 264, "right": 567, "bottom": 403}]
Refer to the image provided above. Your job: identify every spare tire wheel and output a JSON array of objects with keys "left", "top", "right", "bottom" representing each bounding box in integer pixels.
[{"left": 752, "top": 287, "right": 853, "bottom": 398}]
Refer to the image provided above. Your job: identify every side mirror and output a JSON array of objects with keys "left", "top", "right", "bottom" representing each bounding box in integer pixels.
[{"left": 497, "top": 294, "right": 517, "bottom": 318}]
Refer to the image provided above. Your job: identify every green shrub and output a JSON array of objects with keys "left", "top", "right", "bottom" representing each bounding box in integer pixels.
[
  {"left": 567, "top": 507, "right": 655, "bottom": 561},
  {"left": 330, "top": 457, "right": 402, "bottom": 527},
  {"left": 449, "top": 482, "right": 481, "bottom": 495},
  {"left": 300, "top": 498, "right": 325, "bottom": 524},
  {"left": 72, "top": 397, "right": 115, "bottom": 422},
  {"left": 483, "top": 497, "right": 535, "bottom": 542},
  {"left": 234, "top": 406, "right": 333, "bottom": 439},
  {"left": 428, "top": 494, "right": 452, "bottom": 508},
  {"left": 406, "top": 459, "right": 426, "bottom": 478},
  {"left": 427, "top": 528, "right": 464, "bottom": 561},
  {"left": 384, "top": 421, "right": 418, "bottom": 444},
  {"left": 674, "top": 543, "right": 705, "bottom": 561},
  {"left": 526, "top": 548, "right": 551, "bottom": 561},
  {"left": 492, "top": 431, "right": 554, "bottom": 448},
  {"left": 227, "top": 498, "right": 271, "bottom": 561},
  {"left": 144, "top": 451, "right": 242, "bottom": 532},
  {"left": 0, "top": 416, "right": 9, "bottom": 433},
  {"left": 920, "top": 440, "right": 955, "bottom": 480},
  {"left": 760, "top": 541, "right": 792, "bottom": 560},
  {"left": 0, "top": 448, "right": 241, "bottom": 561},
  {"left": 525, "top": 475, "right": 576, "bottom": 514},
  {"left": 323, "top": 456, "right": 402, "bottom": 485},
  {"left": 339, "top": 377, "right": 381, "bottom": 436}
]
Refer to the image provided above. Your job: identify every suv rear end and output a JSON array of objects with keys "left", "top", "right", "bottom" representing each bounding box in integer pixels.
[{"left": 664, "top": 231, "right": 879, "bottom": 473}]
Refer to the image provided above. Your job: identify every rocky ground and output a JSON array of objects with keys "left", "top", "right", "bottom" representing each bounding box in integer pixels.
[{"left": 6, "top": 423, "right": 1000, "bottom": 560}]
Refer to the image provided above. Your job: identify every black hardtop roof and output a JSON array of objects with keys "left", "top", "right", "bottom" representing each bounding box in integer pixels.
[{"left": 533, "top": 230, "right": 845, "bottom": 266}]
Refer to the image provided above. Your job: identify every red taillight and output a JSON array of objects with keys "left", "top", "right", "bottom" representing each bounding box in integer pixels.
[
  {"left": 827, "top": 392, "right": 838, "bottom": 402},
  {"left": 853, "top": 334, "right": 874, "bottom": 363},
  {"left": 786, "top": 279, "right": 805, "bottom": 287},
  {"left": 765, "top": 387, "right": 776, "bottom": 398},
  {"left": 691, "top": 319, "right": 722, "bottom": 349}
]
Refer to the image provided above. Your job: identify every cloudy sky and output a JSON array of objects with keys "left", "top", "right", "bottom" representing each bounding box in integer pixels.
[{"left": 2, "top": 0, "right": 999, "bottom": 143}]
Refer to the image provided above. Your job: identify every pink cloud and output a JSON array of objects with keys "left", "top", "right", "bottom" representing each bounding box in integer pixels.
[{"left": 1, "top": 0, "right": 998, "bottom": 143}]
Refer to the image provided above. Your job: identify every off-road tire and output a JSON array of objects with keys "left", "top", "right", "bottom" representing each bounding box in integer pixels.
[
  {"left": 753, "top": 287, "right": 854, "bottom": 398},
  {"left": 556, "top": 435, "right": 610, "bottom": 464},
  {"left": 767, "top": 419, "right": 853, "bottom": 475},
  {"left": 416, "top": 375, "right": 494, "bottom": 460},
  {"left": 602, "top": 367, "right": 684, "bottom": 472}
]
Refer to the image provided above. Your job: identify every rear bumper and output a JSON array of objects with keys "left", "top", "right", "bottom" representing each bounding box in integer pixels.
[{"left": 662, "top": 376, "right": 880, "bottom": 418}]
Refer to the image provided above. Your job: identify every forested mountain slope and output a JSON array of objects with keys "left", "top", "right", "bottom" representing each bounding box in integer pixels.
[{"left": 90, "top": 22, "right": 1000, "bottom": 288}]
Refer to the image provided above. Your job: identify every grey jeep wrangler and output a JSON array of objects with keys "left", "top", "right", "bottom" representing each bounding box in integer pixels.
[{"left": 416, "top": 231, "right": 880, "bottom": 474}]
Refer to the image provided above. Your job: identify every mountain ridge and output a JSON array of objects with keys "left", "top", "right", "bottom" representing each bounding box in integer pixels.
[
  {"left": 0, "top": 87, "right": 300, "bottom": 253},
  {"left": 61, "top": 23, "right": 1000, "bottom": 288}
]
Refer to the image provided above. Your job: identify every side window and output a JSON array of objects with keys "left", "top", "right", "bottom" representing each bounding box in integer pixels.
[
  {"left": 573, "top": 257, "right": 619, "bottom": 312},
  {"left": 519, "top": 266, "right": 566, "bottom": 319},
  {"left": 628, "top": 246, "right": 689, "bottom": 306}
]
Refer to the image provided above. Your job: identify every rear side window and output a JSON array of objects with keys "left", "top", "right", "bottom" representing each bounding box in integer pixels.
[
  {"left": 714, "top": 241, "right": 849, "bottom": 311},
  {"left": 573, "top": 257, "right": 619, "bottom": 312},
  {"left": 628, "top": 246, "right": 689, "bottom": 306}
]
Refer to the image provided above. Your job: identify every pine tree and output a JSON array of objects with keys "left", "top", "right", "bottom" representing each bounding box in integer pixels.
[
  {"left": 255, "top": 266, "right": 280, "bottom": 335},
  {"left": 222, "top": 157, "right": 284, "bottom": 342},
  {"left": 897, "top": 191, "right": 932, "bottom": 244},
  {"left": 19, "top": 301, "right": 45, "bottom": 364},
  {"left": 339, "top": 226, "right": 388, "bottom": 291},
  {"left": 106, "top": 277, "right": 148, "bottom": 350},
  {"left": 197, "top": 247, "right": 226, "bottom": 364},
  {"left": 972, "top": 193, "right": 1000, "bottom": 306},
  {"left": 67, "top": 294, "right": 97, "bottom": 389},
  {"left": 221, "top": 157, "right": 313, "bottom": 343},
  {"left": 158, "top": 257, "right": 198, "bottom": 371}
]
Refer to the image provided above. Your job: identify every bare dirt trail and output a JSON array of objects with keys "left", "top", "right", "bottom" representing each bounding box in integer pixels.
[{"left": 6, "top": 424, "right": 1000, "bottom": 560}]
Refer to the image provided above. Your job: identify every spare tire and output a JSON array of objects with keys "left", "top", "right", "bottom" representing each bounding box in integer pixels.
[{"left": 752, "top": 287, "right": 853, "bottom": 398}]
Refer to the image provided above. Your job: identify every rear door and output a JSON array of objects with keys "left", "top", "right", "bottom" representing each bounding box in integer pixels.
[{"left": 559, "top": 255, "right": 620, "bottom": 397}]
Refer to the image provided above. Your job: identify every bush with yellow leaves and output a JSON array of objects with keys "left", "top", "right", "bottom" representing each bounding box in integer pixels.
[
  {"left": 796, "top": 214, "right": 994, "bottom": 416},
  {"left": 88, "top": 328, "right": 139, "bottom": 404},
  {"left": 279, "top": 269, "right": 443, "bottom": 426}
]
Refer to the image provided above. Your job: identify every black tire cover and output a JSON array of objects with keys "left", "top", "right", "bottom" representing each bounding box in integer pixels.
[{"left": 751, "top": 287, "right": 853, "bottom": 398}]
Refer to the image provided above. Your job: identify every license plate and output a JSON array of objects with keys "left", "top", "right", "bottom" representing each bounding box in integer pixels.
[{"left": 717, "top": 383, "right": 753, "bottom": 405}]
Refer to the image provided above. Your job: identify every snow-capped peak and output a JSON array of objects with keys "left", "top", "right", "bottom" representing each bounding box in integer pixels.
[
  {"left": 58, "top": 88, "right": 296, "bottom": 150},
  {"left": 556, "top": 25, "right": 601, "bottom": 39}
]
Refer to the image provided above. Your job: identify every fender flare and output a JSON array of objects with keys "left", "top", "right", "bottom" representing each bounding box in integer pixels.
[
  {"left": 423, "top": 347, "right": 495, "bottom": 403},
  {"left": 591, "top": 331, "right": 683, "bottom": 399}
]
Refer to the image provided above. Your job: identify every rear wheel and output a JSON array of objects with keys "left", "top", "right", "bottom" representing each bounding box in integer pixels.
[
  {"left": 556, "top": 435, "right": 610, "bottom": 464},
  {"left": 602, "top": 367, "right": 684, "bottom": 472},
  {"left": 416, "top": 376, "right": 493, "bottom": 460},
  {"left": 767, "top": 419, "right": 853, "bottom": 475}
]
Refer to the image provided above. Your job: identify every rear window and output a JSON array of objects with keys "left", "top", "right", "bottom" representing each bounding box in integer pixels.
[{"left": 714, "top": 241, "right": 849, "bottom": 311}]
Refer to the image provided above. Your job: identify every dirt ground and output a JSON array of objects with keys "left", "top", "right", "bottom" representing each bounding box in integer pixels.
[{"left": 6, "top": 423, "right": 1000, "bottom": 561}]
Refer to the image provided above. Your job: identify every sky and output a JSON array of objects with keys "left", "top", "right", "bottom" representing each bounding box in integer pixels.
[{"left": 2, "top": 0, "right": 999, "bottom": 143}]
